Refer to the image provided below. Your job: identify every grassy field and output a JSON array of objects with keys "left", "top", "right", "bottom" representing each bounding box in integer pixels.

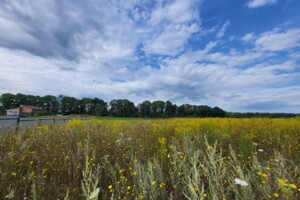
[
  {"left": 96, "top": 116, "right": 143, "bottom": 121},
  {"left": 0, "top": 118, "right": 299, "bottom": 199}
]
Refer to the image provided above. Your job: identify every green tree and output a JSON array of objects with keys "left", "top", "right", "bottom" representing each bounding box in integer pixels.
[
  {"left": 82, "top": 98, "right": 94, "bottom": 114},
  {"left": 109, "top": 99, "right": 137, "bottom": 117},
  {"left": 0, "top": 93, "right": 16, "bottom": 109},
  {"left": 164, "top": 101, "right": 177, "bottom": 117},
  {"left": 93, "top": 98, "right": 108, "bottom": 116},
  {"left": 195, "top": 105, "right": 213, "bottom": 117},
  {"left": 41, "top": 95, "right": 59, "bottom": 113},
  {"left": 177, "top": 104, "right": 186, "bottom": 117},
  {"left": 212, "top": 107, "right": 226, "bottom": 117},
  {"left": 151, "top": 101, "right": 165, "bottom": 118},
  {"left": 61, "top": 96, "right": 78, "bottom": 114},
  {"left": 137, "top": 100, "right": 151, "bottom": 117}
]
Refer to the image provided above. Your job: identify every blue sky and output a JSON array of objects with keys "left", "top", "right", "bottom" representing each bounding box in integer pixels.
[{"left": 0, "top": 0, "right": 300, "bottom": 112}]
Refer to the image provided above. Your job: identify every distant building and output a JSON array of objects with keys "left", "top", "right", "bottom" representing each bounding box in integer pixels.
[{"left": 6, "top": 105, "right": 43, "bottom": 116}]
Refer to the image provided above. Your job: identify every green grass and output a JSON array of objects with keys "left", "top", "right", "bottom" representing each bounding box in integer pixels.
[{"left": 96, "top": 116, "right": 144, "bottom": 120}]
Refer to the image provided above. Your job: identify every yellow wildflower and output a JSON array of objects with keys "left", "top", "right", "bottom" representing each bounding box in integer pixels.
[
  {"left": 159, "top": 182, "right": 166, "bottom": 188},
  {"left": 277, "top": 178, "right": 287, "bottom": 184},
  {"left": 158, "top": 137, "right": 166, "bottom": 144},
  {"left": 108, "top": 185, "right": 113, "bottom": 190},
  {"left": 132, "top": 171, "right": 137, "bottom": 176},
  {"left": 273, "top": 193, "right": 279, "bottom": 198},
  {"left": 151, "top": 181, "right": 156, "bottom": 186},
  {"left": 289, "top": 184, "right": 297, "bottom": 189}
]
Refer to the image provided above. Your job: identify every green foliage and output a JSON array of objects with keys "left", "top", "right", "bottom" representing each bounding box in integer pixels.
[
  {"left": 164, "top": 101, "right": 177, "bottom": 117},
  {"left": 226, "top": 112, "right": 298, "bottom": 118},
  {"left": 0, "top": 93, "right": 16, "bottom": 109},
  {"left": 109, "top": 99, "right": 137, "bottom": 117},
  {"left": 1, "top": 92, "right": 298, "bottom": 118},
  {"left": 137, "top": 100, "right": 151, "bottom": 117},
  {"left": 150, "top": 101, "right": 165, "bottom": 118},
  {"left": 34, "top": 111, "right": 55, "bottom": 116}
]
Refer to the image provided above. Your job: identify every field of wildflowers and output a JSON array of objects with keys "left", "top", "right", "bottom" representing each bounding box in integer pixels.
[{"left": 0, "top": 118, "right": 299, "bottom": 199}]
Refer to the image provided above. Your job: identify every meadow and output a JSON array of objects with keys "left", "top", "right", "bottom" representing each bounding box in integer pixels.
[{"left": 0, "top": 118, "right": 299, "bottom": 199}]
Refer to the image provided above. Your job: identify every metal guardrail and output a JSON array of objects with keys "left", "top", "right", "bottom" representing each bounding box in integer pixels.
[{"left": 0, "top": 116, "right": 92, "bottom": 131}]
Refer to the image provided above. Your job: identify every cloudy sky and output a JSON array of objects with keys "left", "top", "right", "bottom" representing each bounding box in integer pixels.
[{"left": 0, "top": 0, "right": 300, "bottom": 112}]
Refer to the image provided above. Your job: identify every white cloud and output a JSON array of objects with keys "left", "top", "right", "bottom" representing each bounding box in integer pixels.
[
  {"left": 206, "top": 51, "right": 264, "bottom": 67},
  {"left": 255, "top": 28, "right": 300, "bottom": 51},
  {"left": 216, "top": 21, "right": 230, "bottom": 39},
  {"left": 163, "top": 41, "right": 218, "bottom": 66},
  {"left": 247, "top": 0, "right": 277, "bottom": 8},
  {"left": 149, "top": 0, "right": 197, "bottom": 25},
  {"left": 144, "top": 23, "right": 199, "bottom": 55},
  {"left": 144, "top": 0, "right": 200, "bottom": 55},
  {"left": 289, "top": 52, "right": 300, "bottom": 59},
  {"left": 242, "top": 32, "right": 256, "bottom": 42},
  {"left": 243, "top": 61, "right": 299, "bottom": 75},
  {"left": 216, "top": 86, "right": 300, "bottom": 113}
]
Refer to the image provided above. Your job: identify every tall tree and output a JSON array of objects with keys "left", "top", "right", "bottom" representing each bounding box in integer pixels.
[
  {"left": 196, "top": 105, "right": 213, "bottom": 117},
  {"left": 42, "top": 95, "right": 59, "bottom": 113},
  {"left": 82, "top": 98, "right": 94, "bottom": 114},
  {"left": 60, "top": 96, "right": 78, "bottom": 114},
  {"left": 109, "top": 99, "right": 137, "bottom": 117},
  {"left": 93, "top": 98, "right": 108, "bottom": 116},
  {"left": 164, "top": 101, "right": 177, "bottom": 117},
  {"left": 177, "top": 104, "right": 186, "bottom": 117},
  {"left": 0, "top": 93, "right": 16, "bottom": 109},
  {"left": 151, "top": 101, "right": 165, "bottom": 118},
  {"left": 138, "top": 100, "right": 151, "bottom": 117},
  {"left": 212, "top": 107, "right": 226, "bottom": 117}
]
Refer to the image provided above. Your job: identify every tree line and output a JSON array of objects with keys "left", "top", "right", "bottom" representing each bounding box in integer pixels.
[
  {"left": 225, "top": 112, "right": 298, "bottom": 118},
  {"left": 1, "top": 93, "right": 298, "bottom": 118},
  {"left": 0, "top": 93, "right": 226, "bottom": 117}
]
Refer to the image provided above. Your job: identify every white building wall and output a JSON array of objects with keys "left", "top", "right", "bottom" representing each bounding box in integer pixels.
[{"left": 6, "top": 109, "right": 20, "bottom": 116}]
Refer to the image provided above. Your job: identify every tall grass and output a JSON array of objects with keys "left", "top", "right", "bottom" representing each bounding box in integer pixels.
[{"left": 0, "top": 118, "right": 299, "bottom": 199}]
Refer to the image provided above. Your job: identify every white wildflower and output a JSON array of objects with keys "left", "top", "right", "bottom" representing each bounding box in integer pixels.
[
  {"left": 88, "top": 188, "right": 100, "bottom": 200},
  {"left": 115, "top": 132, "right": 132, "bottom": 145},
  {"left": 234, "top": 178, "right": 249, "bottom": 186},
  {"left": 258, "top": 149, "right": 264, "bottom": 152}
]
